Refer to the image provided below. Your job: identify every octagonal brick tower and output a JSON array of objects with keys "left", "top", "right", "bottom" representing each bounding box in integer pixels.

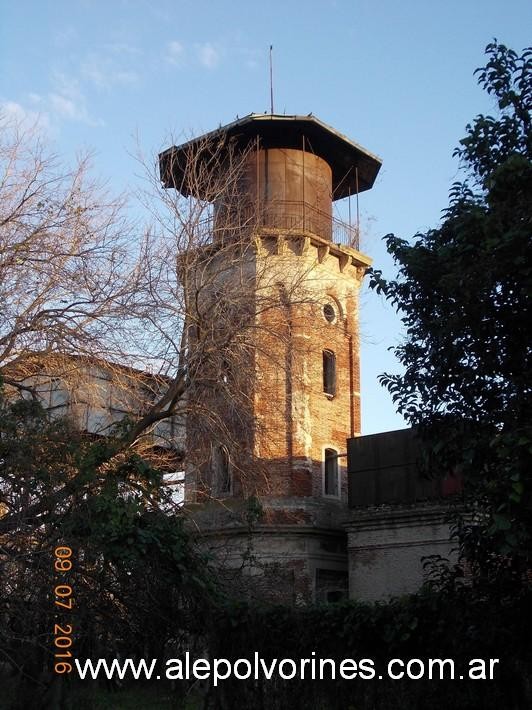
[{"left": 160, "top": 114, "right": 381, "bottom": 603}]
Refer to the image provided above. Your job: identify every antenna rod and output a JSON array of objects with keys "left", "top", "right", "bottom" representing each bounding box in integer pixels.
[
  {"left": 355, "top": 167, "right": 360, "bottom": 239},
  {"left": 269, "top": 45, "right": 274, "bottom": 114}
]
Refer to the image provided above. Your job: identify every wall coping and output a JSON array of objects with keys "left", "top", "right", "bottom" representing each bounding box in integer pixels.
[{"left": 344, "top": 502, "right": 461, "bottom": 533}]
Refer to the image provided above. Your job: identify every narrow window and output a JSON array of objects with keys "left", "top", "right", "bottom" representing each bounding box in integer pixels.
[
  {"left": 324, "top": 448, "right": 339, "bottom": 497},
  {"left": 323, "top": 350, "right": 336, "bottom": 396},
  {"left": 162, "top": 471, "right": 185, "bottom": 507},
  {"left": 213, "top": 445, "right": 231, "bottom": 496}
]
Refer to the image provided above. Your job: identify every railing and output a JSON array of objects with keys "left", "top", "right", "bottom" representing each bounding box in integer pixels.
[
  {"left": 207, "top": 200, "right": 360, "bottom": 250},
  {"left": 331, "top": 217, "right": 360, "bottom": 251}
]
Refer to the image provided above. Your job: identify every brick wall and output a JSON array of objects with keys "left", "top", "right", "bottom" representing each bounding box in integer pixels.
[{"left": 185, "top": 230, "right": 370, "bottom": 507}]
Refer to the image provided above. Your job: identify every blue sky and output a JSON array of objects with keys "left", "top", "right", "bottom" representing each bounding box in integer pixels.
[{"left": 1, "top": 0, "right": 530, "bottom": 433}]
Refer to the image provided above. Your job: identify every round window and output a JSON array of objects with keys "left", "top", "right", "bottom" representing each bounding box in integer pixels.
[{"left": 323, "top": 303, "right": 336, "bottom": 323}]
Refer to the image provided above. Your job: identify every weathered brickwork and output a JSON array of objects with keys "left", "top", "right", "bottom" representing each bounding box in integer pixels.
[
  {"left": 184, "top": 230, "right": 370, "bottom": 602},
  {"left": 252, "top": 233, "right": 367, "bottom": 504},
  {"left": 165, "top": 116, "right": 383, "bottom": 603}
]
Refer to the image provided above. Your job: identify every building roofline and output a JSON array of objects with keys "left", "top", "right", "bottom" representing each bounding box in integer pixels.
[{"left": 159, "top": 112, "right": 382, "bottom": 200}]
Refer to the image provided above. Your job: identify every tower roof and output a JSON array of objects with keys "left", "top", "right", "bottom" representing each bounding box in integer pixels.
[{"left": 159, "top": 113, "right": 382, "bottom": 200}]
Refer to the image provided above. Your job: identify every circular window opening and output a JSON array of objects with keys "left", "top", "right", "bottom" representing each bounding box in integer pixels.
[{"left": 323, "top": 303, "right": 336, "bottom": 323}]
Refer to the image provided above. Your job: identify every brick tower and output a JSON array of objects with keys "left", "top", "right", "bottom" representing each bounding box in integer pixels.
[{"left": 160, "top": 114, "right": 381, "bottom": 603}]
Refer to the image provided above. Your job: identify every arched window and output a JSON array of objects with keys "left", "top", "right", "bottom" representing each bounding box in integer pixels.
[
  {"left": 323, "top": 350, "right": 336, "bottom": 396},
  {"left": 212, "top": 444, "right": 231, "bottom": 496},
  {"left": 323, "top": 448, "right": 339, "bottom": 497}
]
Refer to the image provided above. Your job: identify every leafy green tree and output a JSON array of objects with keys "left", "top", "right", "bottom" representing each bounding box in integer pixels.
[
  {"left": 0, "top": 385, "right": 215, "bottom": 706},
  {"left": 369, "top": 41, "right": 531, "bottom": 588}
]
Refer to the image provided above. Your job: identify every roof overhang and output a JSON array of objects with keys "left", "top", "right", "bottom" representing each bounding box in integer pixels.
[{"left": 159, "top": 113, "right": 382, "bottom": 201}]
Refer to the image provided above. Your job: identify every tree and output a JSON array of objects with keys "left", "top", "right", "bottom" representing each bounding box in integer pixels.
[
  {"left": 0, "top": 115, "right": 132, "bottom": 378},
  {"left": 131, "top": 134, "right": 329, "bottom": 501},
  {"left": 0, "top": 117, "right": 317, "bottom": 497},
  {"left": 369, "top": 41, "right": 532, "bottom": 587},
  {"left": 0, "top": 120, "right": 334, "bottom": 701},
  {"left": 0, "top": 384, "right": 215, "bottom": 705}
]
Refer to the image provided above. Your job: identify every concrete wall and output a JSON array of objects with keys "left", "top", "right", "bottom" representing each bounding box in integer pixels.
[
  {"left": 190, "top": 497, "right": 349, "bottom": 605},
  {"left": 346, "top": 504, "right": 457, "bottom": 602}
]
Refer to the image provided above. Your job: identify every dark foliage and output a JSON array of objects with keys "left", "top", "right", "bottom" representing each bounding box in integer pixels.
[
  {"left": 0, "top": 387, "right": 215, "bottom": 708},
  {"left": 204, "top": 588, "right": 532, "bottom": 710},
  {"left": 368, "top": 41, "right": 532, "bottom": 585}
]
